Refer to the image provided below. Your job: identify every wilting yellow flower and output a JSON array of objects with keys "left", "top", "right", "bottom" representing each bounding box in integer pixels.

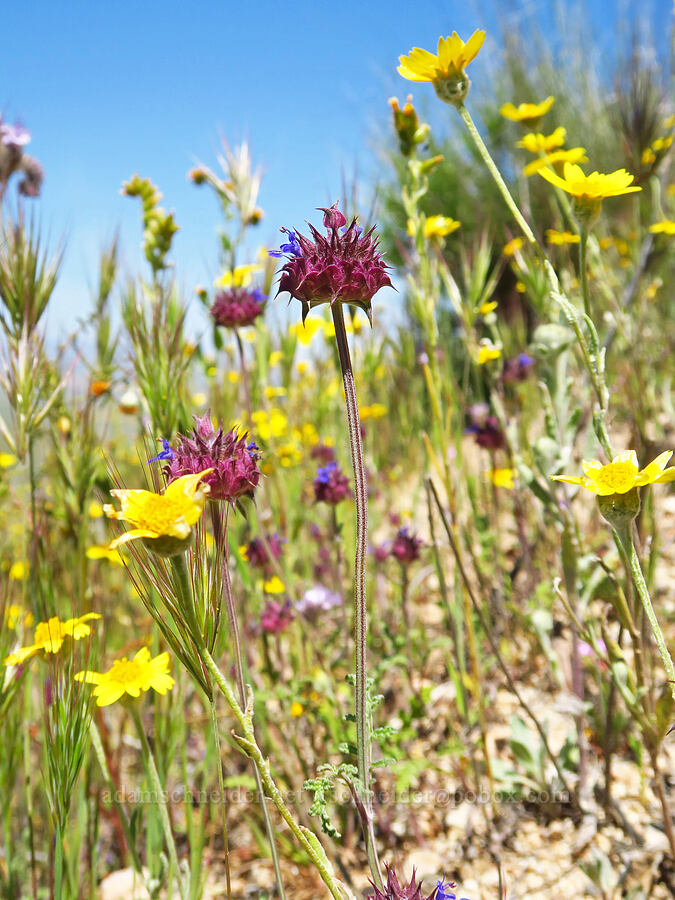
[
  {"left": 476, "top": 342, "right": 501, "bottom": 364},
  {"left": 4, "top": 613, "right": 101, "bottom": 666},
  {"left": 90, "top": 380, "right": 111, "bottom": 397},
  {"left": 649, "top": 220, "right": 675, "bottom": 235},
  {"left": 215, "top": 264, "right": 260, "bottom": 289},
  {"left": 546, "top": 229, "right": 580, "bottom": 245},
  {"left": 552, "top": 450, "right": 675, "bottom": 496},
  {"left": 290, "top": 701, "right": 304, "bottom": 718},
  {"left": 500, "top": 96, "right": 554, "bottom": 123},
  {"left": 0, "top": 453, "right": 18, "bottom": 469},
  {"left": 118, "top": 388, "right": 140, "bottom": 415},
  {"left": 523, "top": 147, "right": 588, "bottom": 177},
  {"left": 75, "top": 647, "right": 174, "bottom": 707},
  {"left": 517, "top": 127, "right": 566, "bottom": 154},
  {"left": 3, "top": 605, "right": 34, "bottom": 630},
  {"left": 491, "top": 468, "right": 515, "bottom": 490},
  {"left": 479, "top": 300, "right": 498, "bottom": 315},
  {"left": 360, "top": 403, "right": 388, "bottom": 420},
  {"left": 264, "top": 576, "right": 285, "bottom": 594},
  {"left": 502, "top": 237, "right": 524, "bottom": 257},
  {"left": 642, "top": 147, "right": 657, "bottom": 166},
  {"left": 86, "top": 545, "right": 124, "bottom": 565},
  {"left": 398, "top": 30, "right": 486, "bottom": 104},
  {"left": 103, "top": 471, "right": 213, "bottom": 555},
  {"left": 408, "top": 215, "right": 461, "bottom": 239},
  {"left": 9, "top": 561, "right": 27, "bottom": 581},
  {"left": 538, "top": 162, "right": 641, "bottom": 201}
]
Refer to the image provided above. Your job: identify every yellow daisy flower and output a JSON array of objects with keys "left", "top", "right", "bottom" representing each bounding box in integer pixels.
[
  {"left": 516, "top": 127, "right": 566, "bottom": 154},
  {"left": 4, "top": 613, "right": 101, "bottom": 666},
  {"left": 103, "top": 470, "right": 213, "bottom": 556},
  {"left": 0, "top": 453, "right": 18, "bottom": 469},
  {"left": 649, "top": 220, "right": 675, "bottom": 235},
  {"left": 214, "top": 264, "right": 260, "bottom": 289},
  {"left": 502, "top": 237, "right": 524, "bottom": 257},
  {"left": 75, "top": 647, "right": 175, "bottom": 707},
  {"left": 523, "top": 147, "right": 588, "bottom": 177},
  {"left": 398, "top": 30, "right": 486, "bottom": 105},
  {"left": 263, "top": 576, "right": 285, "bottom": 594},
  {"left": 290, "top": 701, "right": 304, "bottom": 717},
  {"left": 86, "top": 545, "right": 124, "bottom": 565},
  {"left": 3, "top": 605, "right": 34, "bottom": 630},
  {"left": 478, "top": 300, "right": 498, "bottom": 315},
  {"left": 546, "top": 229, "right": 580, "bottom": 245},
  {"left": 408, "top": 215, "right": 461, "bottom": 239},
  {"left": 500, "top": 96, "right": 555, "bottom": 123},
  {"left": 537, "top": 162, "right": 641, "bottom": 201},
  {"left": 552, "top": 450, "right": 675, "bottom": 496},
  {"left": 491, "top": 468, "right": 515, "bottom": 490},
  {"left": 476, "top": 342, "right": 501, "bottom": 364}
]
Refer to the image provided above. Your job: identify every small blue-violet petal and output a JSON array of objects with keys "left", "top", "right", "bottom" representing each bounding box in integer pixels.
[{"left": 148, "top": 439, "right": 174, "bottom": 463}]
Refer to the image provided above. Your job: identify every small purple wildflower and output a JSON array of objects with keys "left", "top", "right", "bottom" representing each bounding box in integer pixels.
[
  {"left": 244, "top": 533, "right": 285, "bottom": 573},
  {"left": 268, "top": 229, "right": 302, "bottom": 258},
  {"left": 502, "top": 352, "right": 535, "bottom": 383},
  {"left": 271, "top": 201, "right": 392, "bottom": 324},
  {"left": 148, "top": 439, "right": 175, "bottom": 463},
  {"left": 210, "top": 287, "right": 265, "bottom": 329},
  {"left": 435, "top": 880, "right": 458, "bottom": 900},
  {"left": 465, "top": 415, "right": 505, "bottom": 451},
  {"left": 260, "top": 599, "right": 293, "bottom": 635},
  {"left": 390, "top": 527, "right": 424, "bottom": 565},
  {"left": 165, "top": 410, "right": 261, "bottom": 504},
  {"left": 313, "top": 460, "right": 351, "bottom": 505},
  {"left": 296, "top": 585, "right": 343, "bottom": 617}
]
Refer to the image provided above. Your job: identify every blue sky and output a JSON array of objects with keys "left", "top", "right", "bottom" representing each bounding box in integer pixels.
[{"left": 1, "top": 0, "right": 670, "bottom": 336}]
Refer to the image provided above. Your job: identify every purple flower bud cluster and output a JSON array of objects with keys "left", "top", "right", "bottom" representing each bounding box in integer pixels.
[
  {"left": 313, "top": 460, "right": 351, "bottom": 505},
  {"left": 465, "top": 404, "right": 506, "bottom": 451},
  {"left": 502, "top": 352, "right": 535, "bottom": 383},
  {"left": 210, "top": 287, "right": 266, "bottom": 329},
  {"left": 245, "top": 533, "right": 285, "bottom": 575},
  {"left": 371, "top": 866, "right": 461, "bottom": 900},
  {"left": 260, "top": 599, "right": 293, "bottom": 635},
  {"left": 164, "top": 411, "right": 261, "bottom": 504},
  {"left": 269, "top": 202, "right": 392, "bottom": 323},
  {"left": 390, "top": 527, "right": 424, "bottom": 565}
]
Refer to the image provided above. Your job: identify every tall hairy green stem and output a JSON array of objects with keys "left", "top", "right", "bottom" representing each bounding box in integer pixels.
[
  {"left": 614, "top": 523, "right": 675, "bottom": 696},
  {"left": 330, "top": 302, "right": 382, "bottom": 888}
]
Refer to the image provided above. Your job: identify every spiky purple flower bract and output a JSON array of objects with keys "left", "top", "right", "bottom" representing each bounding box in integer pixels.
[
  {"left": 371, "top": 865, "right": 438, "bottom": 900},
  {"left": 270, "top": 201, "right": 392, "bottom": 324},
  {"left": 313, "top": 460, "right": 351, "bottom": 505},
  {"left": 502, "top": 352, "right": 535, "bottom": 383},
  {"left": 210, "top": 287, "right": 265, "bottom": 329},
  {"left": 390, "top": 527, "right": 424, "bottom": 564},
  {"left": 164, "top": 411, "right": 260, "bottom": 504}
]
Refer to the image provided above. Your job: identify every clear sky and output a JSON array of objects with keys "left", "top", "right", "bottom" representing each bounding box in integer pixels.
[{"left": 1, "top": 0, "right": 670, "bottom": 336}]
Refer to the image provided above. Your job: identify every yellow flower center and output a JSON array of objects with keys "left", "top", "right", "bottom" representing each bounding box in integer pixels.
[
  {"left": 592, "top": 461, "right": 638, "bottom": 494},
  {"left": 107, "top": 657, "right": 144, "bottom": 686},
  {"left": 132, "top": 493, "right": 192, "bottom": 533}
]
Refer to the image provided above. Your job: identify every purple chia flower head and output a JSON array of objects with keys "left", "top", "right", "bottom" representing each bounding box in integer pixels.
[
  {"left": 372, "top": 542, "right": 391, "bottom": 563},
  {"left": 0, "top": 122, "right": 30, "bottom": 150},
  {"left": 502, "top": 352, "right": 535, "bottom": 383},
  {"left": 390, "top": 527, "right": 424, "bottom": 565},
  {"left": 269, "top": 201, "right": 392, "bottom": 324},
  {"left": 371, "top": 865, "right": 440, "bottom": 900},
  {"left": 313, "top": 460, "right": 351, "bottom": 505},
  {"left": 296, "top": 585, "right": 343, "bottom": 617},
  {"left": 210, "top": 286, "right": 265, "bottom": 329},
  {"left": 17, "top": 157, "right": 44, "bottom": 198},
  {"left": 465, "top": 415, "right": 505, "bottom": 451},
  {"left": 260, "top": 599, "right": 293, "bottom": 635},
  {"left": 245, "top": 533, "right": 285, "bottom": 573},
  {"left": 164, "top": 410, "right": 261, "bottom": 504}
]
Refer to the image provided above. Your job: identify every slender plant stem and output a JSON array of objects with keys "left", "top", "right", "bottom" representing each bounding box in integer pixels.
[
  {"left": 457, "top": 104, "right": 536, "bottom": 244},
  {"left": 89, "top": 721, "right": 145, "bottom": 876},
  {"left": 130, "top": 704, "right": 186, "bottom": 898},
  {"left": 235, "top": 330, "right": 253, "bottom": 423},
  {"left": 208, "top": 699, "right": 232, "bottom": 900},
  {"left": 615, "top": 524, "right": 675, "bottom": 697},
  {"left": 199, "top": 646, "right": 346, "bottom": 900},
  {"left": 330, "top": 302, "right": 382, "bottom": 888},
  {"left": 428, "top": 477, "right": 576, "bottom": 800},
  {"left": 579, "top": 225, "right": 591, "bottom": 320},
  {"left": 209, "top": 509, "right": 287, "bottom": 900}
]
